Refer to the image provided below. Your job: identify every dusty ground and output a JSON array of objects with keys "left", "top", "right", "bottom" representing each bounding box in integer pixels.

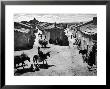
[{"left": 14, "top": 45, "right": 97, "bottom": 76}]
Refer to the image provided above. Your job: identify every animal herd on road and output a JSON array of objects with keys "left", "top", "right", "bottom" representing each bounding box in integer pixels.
[
  {"left": 14, "top": 45, "right": 97, "bottom": 74},
  {"left": 14, "top": 47, "right": 51, "bottom": 72}
]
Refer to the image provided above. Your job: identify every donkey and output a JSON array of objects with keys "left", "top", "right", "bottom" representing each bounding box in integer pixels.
[
  {"left": 14, "top": 53, "right": 30, "bottom": 70},
  {"left": 33, "top": 52, "right": 50, "bottom": 66}
]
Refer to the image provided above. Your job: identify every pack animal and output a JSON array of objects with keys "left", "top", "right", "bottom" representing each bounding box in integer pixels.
[
  {"left": 14, "top": 53, "right": 30, "bottom": 69},
  {"left": 33, "top": 55, "right": 40, "bottom": 67},
  {"left": 39, "top": 40, "right": 48, "bottom": 48},
  {"left": 33, "top": 47, "right": 50, "bottom": 67}
]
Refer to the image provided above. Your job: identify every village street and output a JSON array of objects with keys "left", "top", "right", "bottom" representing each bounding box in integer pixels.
[{"left": 14, "top": 45, "right": 96, "bottom": 76}]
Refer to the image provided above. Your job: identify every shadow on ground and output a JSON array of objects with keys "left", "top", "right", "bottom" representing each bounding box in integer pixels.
[{"left": 39, "top": 64, "right": 55, "bottom": 69}]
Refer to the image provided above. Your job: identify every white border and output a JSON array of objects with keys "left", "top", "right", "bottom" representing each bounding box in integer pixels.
[{"left": 5, "top": 5, "right": 106, "bottom": 85}]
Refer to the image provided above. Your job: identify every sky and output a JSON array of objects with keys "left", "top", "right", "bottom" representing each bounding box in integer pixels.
[{"left": 14, "top": 14, "right": 97, "bottom": 23}]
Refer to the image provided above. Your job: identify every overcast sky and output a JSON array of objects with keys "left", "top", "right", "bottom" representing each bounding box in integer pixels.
[{"left": 14, "top": 14, "right": 97, "bottom": 23}]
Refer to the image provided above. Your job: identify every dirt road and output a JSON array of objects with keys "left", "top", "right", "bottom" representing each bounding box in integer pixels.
[{"left": 14, "top": 45, "right": 96, "bottom": 76}]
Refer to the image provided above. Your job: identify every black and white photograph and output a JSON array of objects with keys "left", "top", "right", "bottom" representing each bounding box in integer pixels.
[
  {"left": 4, "top": 4, "right": 106, "bottom": 85},
  {"left": 14, "top": 14, "right": 97, "bottom": 76}
]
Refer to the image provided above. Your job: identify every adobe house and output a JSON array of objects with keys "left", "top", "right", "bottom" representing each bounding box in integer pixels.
[
  {"left": 77, "top": 17, "right": 97, "bottom": 50},
  {"left": 76, "top": 17, "right": 97, "bottom": 65},
  {"left": 14, "top": 22, "right": 37, "bottom": 51},
  {"left": 64, "top": 17, "right": 97, "bottom": 65},
  {"left": 34, "top": 22, "right": 69, "bottom": 46},
  {"left": 44, "top": 22, "right": 69, "bottom": 46},
  {"left": 66, "top": 17, "right": 97, "bottom": 49}
]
